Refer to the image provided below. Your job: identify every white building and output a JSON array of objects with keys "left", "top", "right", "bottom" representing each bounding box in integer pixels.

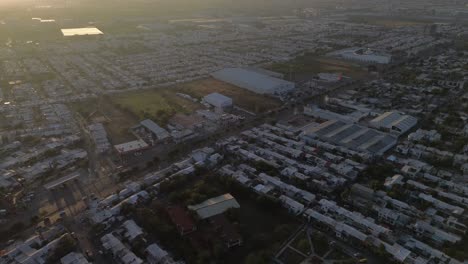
[
  {"left": 211, "top": 68, "right": 295, "bottom": 95},
  {"left": 203, "top": 92, "right": 233, "bottom": 109}
]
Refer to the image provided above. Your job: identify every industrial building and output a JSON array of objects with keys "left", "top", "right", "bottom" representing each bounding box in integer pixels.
[
  {"left": 139, "top": 119, "right": 170, "bottom": 141},
  {"left": 114, "top": 140, "right": 149, "bottom": 162},
  {"left": 303, "top": 120, "right": 397, "bottom": 156},
  {"left": 203, "top": 92, "right": 233, "bottom": 109},
  {"left": 329, "top": 47, "right": 392, "bottom": 64},
  {"left": 369, "top": 112, "right": 418, "bottom": 135},
  {"left": 211, "top": 68, "right": 295, "bottom": 95}
]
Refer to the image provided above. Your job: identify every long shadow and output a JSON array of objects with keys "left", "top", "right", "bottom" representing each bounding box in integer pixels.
[
  {"left": 61, "top": 185, "right": 78, "bottom": 215},
  {"left": 74, "top": 180, "right": 87, "bottom": 197}
]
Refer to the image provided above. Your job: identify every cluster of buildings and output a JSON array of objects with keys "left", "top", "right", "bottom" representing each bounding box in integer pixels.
[{"left": 115, "top": 92, "right": 244, "bottom": 163}]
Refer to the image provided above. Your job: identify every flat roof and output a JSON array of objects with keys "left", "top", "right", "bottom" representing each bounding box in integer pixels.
[
  {"left": 211, "top": 68, "right": 294, "bottom": 94},
  {"left": 114, "top": 140, "right": 149, "bottom": 154},
  {"left": 188, "top": 193, "right": 240, "bottom": 219},
  {"left": 61, "top": 27, "right": 103, "bottom": 37},
  {"left": 44, "top": 172, "right": 80, "bottom": 190},
  {"left": 140, "top": 119, "right": 170, "bottom": 140},
  {"left": 304, "top": 120, "right": 397, "bottom": 155}
]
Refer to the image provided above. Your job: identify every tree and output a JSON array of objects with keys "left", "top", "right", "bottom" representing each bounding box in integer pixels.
[
  {"left": 245, "top": 250, "right": 271, "bottom": 264},
  {"left": 47, "top": 234, "right": 76, "bottom": 263}
]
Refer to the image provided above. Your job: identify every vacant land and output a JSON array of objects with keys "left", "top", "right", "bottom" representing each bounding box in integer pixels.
[
  {"left": 269, "top": 54, "right": 368, "bottom": 80},
  {"left": 176, "top": 78, "right": 282, "bottom": 113},
  {"left": 278, "top": 247, "right": 306, "bottom": 264},
  {"left": 111, "top": 88, "right": 201, "bottom": 125},
  {"left": 347, "top": 15, "right": 430, "bottom": 28},
  {"left": 71, "top": 77, "right": 281, "bottom": 143},
  {"left": 70, "top": 97, "right": 137, "bottom": 144}
]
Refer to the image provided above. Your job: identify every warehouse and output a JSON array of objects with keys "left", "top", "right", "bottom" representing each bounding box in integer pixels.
[
  {"left": 203, "top": 92, "right": 233, "bottom": 109},
  {"left": 139, "top": 119, "right": 170, "bottom": 141},
  {"left": 303, "top": 120, "right": 397, "bottom": 156},
  {"left": 211, "top": 68, "right": 295, "bottom": 95},
  {"left": 188, "top": 193, "right": 240, "bottom": 219},
  {"left": 369, "top": 112, "right": 418, "bottom": 135}
]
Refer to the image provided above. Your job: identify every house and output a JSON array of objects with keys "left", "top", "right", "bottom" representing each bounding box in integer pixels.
[
  {"left": 384, "top": 174, "right": 404, "bottom": 189},
  {"left": 279, "top": 195, "right": 304, "bottom": 215},
  {"left": 101, "top": 233, "right": 143, "bottom": 264},
  {"left": 122, "top": 220, "right": 144, "bottom": 242},
  {"left": 145, "top": 243, "right": 175, "bottom": 264},
  {"left": 61, "top": 252, "right": 90, "bottom": 264}
]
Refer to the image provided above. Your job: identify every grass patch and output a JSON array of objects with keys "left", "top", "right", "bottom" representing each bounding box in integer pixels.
[
  {"left": 111, "top": 89, "right": 201, "bottom": 125},
  {"left": 311, "top": 231, "right": 329, "bottom": 257},
  {"left": 278, "top": 247, "right": 306, "bottom": 264},
  {"left": 291, "top": 231, "right": 310, "bottom": 255},
  {"left": 327, "top": 248, "right": 351, "bottom": 260}
]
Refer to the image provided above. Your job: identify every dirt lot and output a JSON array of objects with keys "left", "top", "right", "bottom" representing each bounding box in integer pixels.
[
  {"left": 70, "top": 98, "right": 137, "bottom": 144},
  {"left": 347, "top": 15, "right": 430, "bottom": 28},
  {"left": 175, "top": 78, "right": 282, "bottom": 113},
  {"left": 269, "top": 54, "right": 369, "bottom": 80}
]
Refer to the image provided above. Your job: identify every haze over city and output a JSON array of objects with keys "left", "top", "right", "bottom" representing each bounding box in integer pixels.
[{"left": 0, "top": 1, "right": 467, "bottom": 264}]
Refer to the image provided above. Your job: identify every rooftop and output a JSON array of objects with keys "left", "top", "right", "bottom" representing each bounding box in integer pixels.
[
  {"left": 188, "top": 193, "right": 240, "bottom": 219},
  {"left": 61, "top": 27, "right": 104, "bottom": 37}
]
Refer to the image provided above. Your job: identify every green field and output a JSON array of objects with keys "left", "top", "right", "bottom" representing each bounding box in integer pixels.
[{"left": 112, "top": 89, "right": 201, "bottom": 125}]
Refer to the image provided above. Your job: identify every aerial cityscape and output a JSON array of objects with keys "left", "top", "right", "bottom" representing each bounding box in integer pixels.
[{"left": 0, "top": 0, "right": 467, "bottom": 263}]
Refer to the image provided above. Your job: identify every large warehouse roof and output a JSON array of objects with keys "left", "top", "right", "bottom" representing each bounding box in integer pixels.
[
  {"left": 211, "top": 68, "right": 295, "bottom": 95},
  {"left": 370, "top": 112, "right": 417, "bottom": 134},
  {"left": 304, "top": 120, "right": 397, "bottom": 155},
  {"left": 188, "top": 193, "right": 240, "bottom": 219}
]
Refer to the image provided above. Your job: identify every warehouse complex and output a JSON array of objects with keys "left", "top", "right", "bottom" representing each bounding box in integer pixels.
[
  {"left": 211, "top": 68, "right": 295, "bottom": 95},
  {"left": 303, "top": 120, "right": 397, "bottom": 155},
  {"left": 369, "top": 112, "right": 418, "bottom": 135}
]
